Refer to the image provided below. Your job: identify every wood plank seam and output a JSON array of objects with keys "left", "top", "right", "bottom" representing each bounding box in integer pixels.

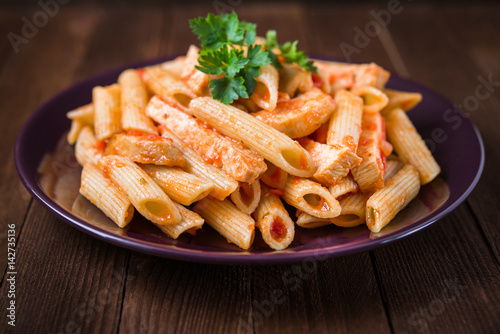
[
  {"left": 465, "top": 201, "right": 500, "bottom": 269},
  {"left": 369, "top": 251, "right": 396, "bottom": 334},
  {"left": 115, "top": 250, "right": 131, "bottom": 334}
]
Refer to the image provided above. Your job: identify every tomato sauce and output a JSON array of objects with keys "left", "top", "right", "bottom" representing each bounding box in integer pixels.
[
  {"left": 269, "top": 188, "right": 284, "bottom": 197},
  {"left": 311, "top": 73, "right": 324, "bottom": 88},
  {"left": 270, "top": 217, "right": 287, "bottom": 241},
  {"left": 127, "top": 130, "right": 145, "bottom": 136},
  {"left": 145, "top": 134, "right": 165, "bottom": 141},
  {"left": 95, "top": 140, "right": 107, "bottom": 152}
]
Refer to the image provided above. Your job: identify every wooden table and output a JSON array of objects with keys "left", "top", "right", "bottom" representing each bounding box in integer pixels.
[{"left": 1, "top": 2, "right": 499, "bottom": 333}]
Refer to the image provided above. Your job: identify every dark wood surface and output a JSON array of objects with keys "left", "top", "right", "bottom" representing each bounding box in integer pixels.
[{"left": 1, "top": 2, "right": 499, "bottom": 333}]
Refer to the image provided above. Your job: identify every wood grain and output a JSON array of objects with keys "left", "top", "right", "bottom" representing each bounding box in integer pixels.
[
  {"left": 0, "top": 3, "right": 499, "bottom": 334},
  {"left": 0, "top": 202, "right": 129, "bottom": 333},
  {"left": 373, "top": 205, "right": 500, "bottom": 333},
  {"left": 311, "top": 4, "right": 500, "bottom": 333},
  {"left": 440, "top": 5, "right": 500, "bottom": 264},
  {"left": 250, "top": 255, "right": 391, "bottom": 334},
  {"left": 118, "top": 255, "right": 252, "bottom": 334},
  {"left": 383, "top": 5, "right": 500, "bottom": 263},
  {"left": 0, "top": 7, "right": 100, "bottom": 286}
]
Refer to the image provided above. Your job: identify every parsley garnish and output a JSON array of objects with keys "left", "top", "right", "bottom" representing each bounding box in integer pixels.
[
  {"left": 189, "top": 12, "right": 316, "bottom": 105},
  {"left": 190, "top": 12, "right": 270, "bottom": 104},
  {"left": 264, "top": 30, "right": 317, "bottom": 73}
]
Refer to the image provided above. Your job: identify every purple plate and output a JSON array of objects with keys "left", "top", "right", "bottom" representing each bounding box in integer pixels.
[{"left": 15, "top": 57, "right": 484, "bottom": 264}]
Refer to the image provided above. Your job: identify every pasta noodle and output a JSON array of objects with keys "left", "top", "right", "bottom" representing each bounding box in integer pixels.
[
  {"left": 141, "top": 164, "right": 214, "bottom": 206},
  {"left": 159, "top": 127, "right": 238, "bottom": 200},
  {"left": 381, "top": 89, "right": 422, "bottom": 115},
  {"left": 75, "top": 126, "right": 101, "bottom": 166},
  {"left": 385, "top": 108, "right": 440, "bottom": 184},
  {"left": 251, "top": 64, "right": 279, "bottom": 111},
  {"left": 366, "top": 164, "right": 420, "bottom": 233},
  {"left": 64, "top": 31, "right": 440, "bottom": 249},
  {"left": 118, "top": 69, "right": 158, "bottom": 135},
  {"left": 80, "top": 163, "right": 134, "bottom": 228},
  {"left": 327, "top": 90, "right": 363, "bottom": 153},
  {"left": 93, "top": 84, "right": 122, "bottom": 140},
  {"left": 188, "top": 97, "right": 317, "bottom": 177},
  {"left": 231, "top": 181, "right": 261, "bottom": 215},
  {"left": 254, "top": 184, "right": 295, "bottom": 250},
  {"left": 99, "top": 155, "right": 181, "bottom": 226},
  {"left": 282, "top": 176, "right": 341, "bottom": 219},
  {"left": 194, "top": 197, "right": 255, "bottom": 250},
  {"left": 351, "top": 111, "right": 386, "bottom": 192},
  {"left": 350, "top": 86, "right": 389, "bottom": 114},
  {"left": 145, "top": 96, "right": 266, "bottom": 183},
  {"left": 154, "top": 202, "right": 204, "bottom": 239}
]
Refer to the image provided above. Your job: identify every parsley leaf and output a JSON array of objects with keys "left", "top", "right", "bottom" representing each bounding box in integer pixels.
[
  {"left": 190, "top": 12, "right": 270, "bottom": 104},
  {"left": 189, "top": 13, "right": 226, "bottom": 50},
  {"left": 209, "top": 76, "right": 248, "bottom": 105},
  {"left": 196, "top": 45, "right": 248, "bottom": 77},
  {"left": 189, "top": 12, "right": 314, "bottom": 104},
  {"left": 264, "top": 30, "right": 317, "bottom": 73},
  {"left": 264, "top": 30, "right": 282, "bottom": 69},
  {"left": 190, "top": 12, "right": 256, "bottom": 50}
]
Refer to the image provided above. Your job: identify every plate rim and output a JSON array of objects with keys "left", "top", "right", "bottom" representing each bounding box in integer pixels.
[{"left": 14, "top": 56, "right": 485, "bottom": 265}]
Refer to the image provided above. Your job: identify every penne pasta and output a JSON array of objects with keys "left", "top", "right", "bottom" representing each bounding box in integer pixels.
[
  {"left": 254, "top": 184, "right": 295, "bottom": 250},
  {"left": 250, "top": 64, "right": 279, "bottom": 111},
  {"left": 353, "top": 63, "right": 390, "bottom": 89},
  {"left": 99, "top": 155, "right": 181, "bottom": 226},
  {"left": 141, "top": 164, "right": 214, "bottom": 206},
  {"left": 181, "top": 45, "right": 211, "bottom": 95},
  {"left": 350, "top": 86, "right": 389, "bottom": 114},
  {"left": 282, "top": 176, "right": 341, "bottom": 219},
  {"left": 154, "top": 202, "right": 204, "bottom": 239},
  {"left": 62, "top": 15, "right": 442, "bottom": 251},
  {"left": 384, "top": 158, "right": 404, "bottom": 182},
  {"left": 67, "top": 104, "right": 94, "bottom": 144},
  {"left": 67, "top": 103, "right": 94, "bottom": 125},
  {"left": 311, "top": 66, "right": 331, "bottom": 95},
  {"left": 385, "top": 108, "right": 440, "bottom": 184},
  {"left": 327, "top": 90, "right": 364, "bottom": 153},
  {"left": 80, "top": 163, "right": 134, "bottom": 228},
  {"left": 93, "top": 84, "right": 122, "bottom": 140},
  {"left": 366, "top": 164, "right": 420, "bottom": 233},
  {"left": 142, "top": 66, "right": 197, "bottom": 107},
  {"left": 75, "top": 126, "right": 101, "bottom": 166},
  {"left": 260, "top": 160, "right": 288, "bottom": 190},
  {"left": 251, "top": 88, "right": 335, "bottom": 139},
  {"left": 278, "top": 63, "right": 314, "bottom": 97},
  {"left": 159, "top": 56, "right": 186, "bottom": 78},
  {"left": 67, "top": 119, "right": 85, "bottom": 145},
  {"left": 231, "top": 181, "right": 261, "bottom": 215},
  {"left": 118, "top": 69, "right": 158, "bottom": 135},
  {"left": 145, "top": 96, "right": 266, "bottom": 183},
  {"left": 381, "top": 89, "right": 422, "bottom": 115},
  {"left": 330, "top": 192, "right": 367, "bottom": 228},
  {"left": 329, "top": 174, "right": 359, "bottom": 199},
  {"left": 314, "top": 61, "right": 390, "bottom": 93},
  {"left": 188, "top": 97, "right": 316, "bottom": 177},
  {"left": 295, "top": 212, "right": 332, "bottom": 229},
  {"left": 194, "top": 197, "right": 255, "bottom": 250},
  {"left": 160, "top": 127, "right": 238, "bottom": 200},
  {"left": 351, "top": 111, "right": 386, "bottom": 192}
]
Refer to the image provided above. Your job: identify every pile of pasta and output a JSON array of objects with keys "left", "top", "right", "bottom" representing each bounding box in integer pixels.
[{"left": 66, "top": 44, "right": 440, "bottom": 251}]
